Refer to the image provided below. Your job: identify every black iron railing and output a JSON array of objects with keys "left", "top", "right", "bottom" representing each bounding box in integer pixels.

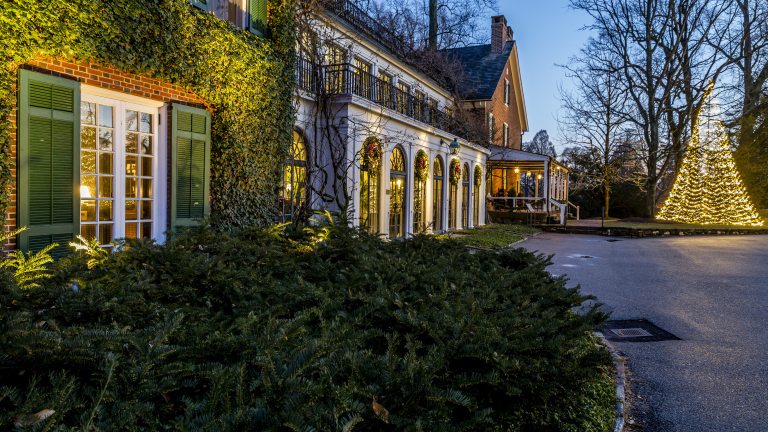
[{"left": 297, "top": 59, "right": 466, "bottom": 137}]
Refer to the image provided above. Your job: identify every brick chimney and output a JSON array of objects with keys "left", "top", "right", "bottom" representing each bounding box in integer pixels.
[{"left": 491, "top": 15, "right": 513, "bottom": 54}]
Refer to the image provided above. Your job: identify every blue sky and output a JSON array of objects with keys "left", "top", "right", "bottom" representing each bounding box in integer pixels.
[{"left": 497, "top": 1, "right": 593, "bottom": 149}]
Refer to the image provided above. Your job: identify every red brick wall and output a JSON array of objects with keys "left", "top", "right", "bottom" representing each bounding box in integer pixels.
[
  {"left": 488, "top": 59, "right": 523, "bottom": 150},
  {"left": 4, "top": 57, "right": 207, "bottom": 250}
]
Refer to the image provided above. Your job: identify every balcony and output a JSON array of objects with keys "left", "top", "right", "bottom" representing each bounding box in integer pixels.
[{"left": 297, "top": 58, "right": 469, "bottom": 139}]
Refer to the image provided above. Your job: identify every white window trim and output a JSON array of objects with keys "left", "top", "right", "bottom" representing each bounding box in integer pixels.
[
  {"left": 503, "top": 123, "right": 509, "bottom": 147},
  {"left": 504, "top": 79, "right": 510, "bottom": 106},
  {"left": 80, "top": 88, "right": 168, "bottom": 244}
]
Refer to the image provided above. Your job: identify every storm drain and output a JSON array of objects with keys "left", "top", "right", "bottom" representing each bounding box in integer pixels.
[
  {"left": 601, "top": 319, "right": 680, "bottom": 342},
  {"left": 609, "top": 328, "right": 651, "bottom": 338}
]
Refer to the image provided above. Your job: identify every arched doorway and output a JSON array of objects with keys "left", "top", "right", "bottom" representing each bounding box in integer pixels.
[
  {"left": 413, "top": 150, "right": 428, "bottom": 233},
  {"left": 474, "top": 165, "right": 482, "bottom": 226},
  {"left": 462, "top": 163, "right": 470, "bottom": 229},
  {"left": 432, "top": 156, "right": 444, "bottom": 232},
  {"left": 280, "top": 130, "right": 308, "bottom": 221},
  {"left": 360, "top": 137, "right": 381, "bottom": 234},
  {"left": 389, "top": 146, "right": 407, "bottom": 239},
  {"left": 448, "top": 158, "right": 460, "bottom": 229}
]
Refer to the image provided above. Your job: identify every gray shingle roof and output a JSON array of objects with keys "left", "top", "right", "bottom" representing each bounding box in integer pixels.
[{"left": 441, "top": 41, "right": 514, "bottom": 100}]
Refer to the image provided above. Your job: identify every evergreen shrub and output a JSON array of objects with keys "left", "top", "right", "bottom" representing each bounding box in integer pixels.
[{"left": 0, "top": 221, "right": 615, "bottom": 431}]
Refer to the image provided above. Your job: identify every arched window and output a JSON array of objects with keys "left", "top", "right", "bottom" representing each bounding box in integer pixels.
[
  {"left": 448, "top": 158, "right": 460, "bottom": 230},
  {"left": 281, "top": 130, "right": 308, "bottom": 221},
  {"left": 389, "top": 147, "right": 407, "bottom": 239},
  {"left": 462, "top": 163, "right": 470, "bottom": 229},
  {"left": 413, "top": 150, "right": 428, "bottom": 233},
  {"left": 473, "top": 165, "right": 482, "bottom": 226},
  {"left": 360, "top": 137, "right": 381, "bottom": 234},
  {"left": 433, "top": 157, "right": 444, "bottom": 232}
]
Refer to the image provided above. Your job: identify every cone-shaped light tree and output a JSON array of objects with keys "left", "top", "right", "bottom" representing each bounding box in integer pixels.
[{"left": 658, "top": 84, "right": 763, "bottom": 226}]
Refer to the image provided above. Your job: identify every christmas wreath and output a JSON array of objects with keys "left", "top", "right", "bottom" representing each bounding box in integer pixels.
[
  {"left": 474, "top": 165, "right": 483, "bottom": 187},
  {"left": 449, "top": 159, "right": 462, "bottom": 185},
  {"left": 415, "top": 150, "right": 429, "bottom": 181},
  {"left": 361, "top": 137, "right": 383, "bottom": 172}
]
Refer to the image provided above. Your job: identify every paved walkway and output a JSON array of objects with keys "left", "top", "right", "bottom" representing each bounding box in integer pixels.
[{"left": 520, "top": 233, "right": 768, "bottom": 432}]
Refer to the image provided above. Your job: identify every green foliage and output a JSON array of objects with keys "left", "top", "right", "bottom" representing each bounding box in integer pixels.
[
  {"left": 0, "top": 227, "right": 56, "bottom": 289},
  {"left": 0, "top": 222, "right": 615, "bottom": 431},
  {"left": 444, "top": 224, "right": 540, "bottom": 249},
  {"left": 0, "top": 0, "right": 296, "bottom": 229},
  {"left": 69, "top": 235, "right": 111, "bottom": 270}
]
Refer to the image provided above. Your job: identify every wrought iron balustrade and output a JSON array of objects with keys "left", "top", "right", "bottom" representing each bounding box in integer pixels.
[{"left": 296, "top": 59, "right": 464, "bottom": 137}]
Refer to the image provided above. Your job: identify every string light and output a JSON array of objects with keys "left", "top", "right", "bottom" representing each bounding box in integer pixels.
[{"left": 658, "top": 84, "right": 763, "bottom": 226}]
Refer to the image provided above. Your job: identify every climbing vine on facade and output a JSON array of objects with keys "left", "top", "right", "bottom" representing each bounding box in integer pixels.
[{"left": 0, "top": 0, "right": 296, "bottom": 230}]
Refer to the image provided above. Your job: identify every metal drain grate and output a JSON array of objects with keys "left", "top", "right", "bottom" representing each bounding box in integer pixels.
[
  {"left": 601, "top": 319, "right": 680, "bottom": 342},
  {"left": 610, "top": 328, "right": 652, "bottom": 338}
]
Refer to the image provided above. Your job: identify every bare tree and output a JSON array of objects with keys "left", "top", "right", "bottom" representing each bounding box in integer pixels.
[
  {"left": 571, "top": 0, "right": 732, "bottom": 217},
  {"left": 366, "top": 0, "right": 498, "bottom": 50},
  {"left": 560, "top": 35, "right": 629, "bottom": 218}
]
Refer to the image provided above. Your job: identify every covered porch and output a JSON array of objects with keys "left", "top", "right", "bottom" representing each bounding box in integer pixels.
[{"left": 487, "top": 148, "right": 572, "bottom": 224}]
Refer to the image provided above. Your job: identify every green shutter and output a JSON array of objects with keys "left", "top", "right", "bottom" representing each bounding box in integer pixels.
[
  {"left": 17, "top": 70, "right": 80, "bottom": 257},
  {"left": 250, "top": 0, "right": 267, "bottom": 36},
  {"left": 171, "top": 104, "right": 211, "bottom": 230},
  {"left": 189, "top": 0, "right": 207, "bottom": 11}
]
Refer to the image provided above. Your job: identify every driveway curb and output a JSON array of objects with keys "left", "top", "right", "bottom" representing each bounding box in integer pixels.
[{"left": 595, "top": 332, "right": 627, "bottom": 432}]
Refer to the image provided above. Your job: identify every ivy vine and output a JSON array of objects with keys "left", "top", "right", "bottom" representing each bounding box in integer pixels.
[{"left": 0, "top": 0, "right": 296, "bottom": 230}]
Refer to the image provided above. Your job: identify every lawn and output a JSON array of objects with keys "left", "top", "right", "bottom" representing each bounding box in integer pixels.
[{"left": 444, "top": 223, "right": 540, "bottom": 249}]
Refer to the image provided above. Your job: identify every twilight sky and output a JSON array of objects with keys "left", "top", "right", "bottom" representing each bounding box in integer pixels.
[{"left": 497, "top": 1, "right": 593, "bottom": 150}]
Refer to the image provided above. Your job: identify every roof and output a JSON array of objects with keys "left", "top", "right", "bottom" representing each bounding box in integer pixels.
[{"left": 442, "top": 41, "right": 515, "bottom": 100}]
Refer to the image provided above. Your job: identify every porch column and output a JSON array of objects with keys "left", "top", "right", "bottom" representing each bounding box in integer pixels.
[{"left": 405, "top": 143, "right": 415, "bottom": 236}]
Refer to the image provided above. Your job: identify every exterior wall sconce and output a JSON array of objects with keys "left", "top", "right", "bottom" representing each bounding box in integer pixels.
[{"left": 449, "top": 138, "right": 461, "bottom": 155}]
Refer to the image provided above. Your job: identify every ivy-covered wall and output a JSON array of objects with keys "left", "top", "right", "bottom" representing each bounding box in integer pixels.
[{"left": 0, "top": 0, "right": 296, "bottom": 230}]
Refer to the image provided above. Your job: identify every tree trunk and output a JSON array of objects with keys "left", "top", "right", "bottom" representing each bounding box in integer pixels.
[
  {"left": 428, "top": 0, "right": 438, "bottom": 50},
  {"left": 603, "top": 183, "right": 611, "bottom": 219}
]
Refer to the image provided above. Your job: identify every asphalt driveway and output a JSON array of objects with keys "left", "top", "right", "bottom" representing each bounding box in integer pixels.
[{"left": 520, "top": 233, "right": 768, "bottom": 432}]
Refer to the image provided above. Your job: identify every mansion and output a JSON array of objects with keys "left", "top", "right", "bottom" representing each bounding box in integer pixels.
[
  {"left": 290, "top": 0, "right": 570, "bottom": 238},
  {"left": 4, "top": 0, "right": 570, "bottom": 255}
]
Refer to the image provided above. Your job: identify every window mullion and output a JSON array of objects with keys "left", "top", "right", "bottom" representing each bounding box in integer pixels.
[{"left": 114, "top": 101, "right": 126, "bottom": 241}]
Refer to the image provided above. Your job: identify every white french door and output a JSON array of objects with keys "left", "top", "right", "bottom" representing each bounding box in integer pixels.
[{"left": 79, "top": 89, "right": 165, "bottom": 246}]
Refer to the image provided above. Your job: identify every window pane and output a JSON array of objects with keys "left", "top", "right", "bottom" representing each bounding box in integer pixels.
[
  {"left": 140, "top": 200, "right": 152, "bottom": 220},
  {"left": 99, "top": 224, "right": 113, "bottom": 244},
  {"left": 141, "top": 178, "right": 152, "bottom": 199},
  {"left": 81, "top": 200, "right": 97, "bottom": 221},
  {"left": 141, "top": 157, "right": 152, "bottom": 177},
  {"left": 125, "top": 223, "right": 138, "bottom": 239},
  {"left": 81, "top": 126, "right": 97, "bottom": 150},
  {"left": 99, "top": 105, "right": 113, "bottom": 128},
  {"left": 81, "top": 102, "right": 96, "bottom": 125},
  {"left": 141, "top": 135, "right": 153, "bottom": 155},
  {"left": 125, "top": 110, "right": 138, "bottom": 132},
  {"left": 99, "top": 200, "right": 113, "bottom": 221},
  {"left": 140, "top": 113, "right": 152, "bottom": 133},
  {"left": 81, "top": 151, "right": 97, "bottom": 174},
  {"left": 125, "top": 178, "right": 137, "bottom": 198},
  {"left": 125, "top": 200, "right": 138, "bottom": 220},
  {"left": 99, "top": 129, "right": 113, "bottom": 151},
  {"left": 99, "top": 177, "right": 113, "bottom": 198},
  {"left": 126, "top": 156, "right": 138, "bottom": 176},
  {"left": 81, "top": 224, "right": 97, "bottom": 240},
  {"left": 140, "top": 222, "right": 152, "bottom": 239},
  {"left": 81, "top": 175, "right": 96, "bottom": 199},
  {"left": 99, "top": 153, "right": 113, "bottom": 174},
  {"left": 126, "top": 132, "right": 139, "bottom": 154}
]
